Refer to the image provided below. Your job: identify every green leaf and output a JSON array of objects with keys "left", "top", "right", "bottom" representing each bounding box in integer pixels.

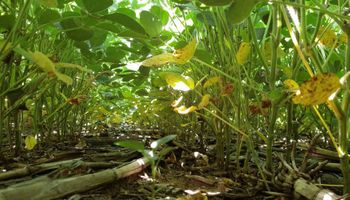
[
  {"left": 150, "top": 6, "right": 169, "bottom": 25},
  {"left": 140, "top": 11, "right": 163, "bottom": 37},
  {"left": 114, "top": 140, "right": 145, "bottom": 152},
  {"left": 38, "top": 9, "right": 61, "bottom": 25},
  {"left": 103, "top": 12, "right": 147, "bottom": 35},
  {"left": 82, "top": 0, "right": 113, "bottom": 13},
  {"left": 150, "top": 135, "right": 176, "bottom": 149},
  {"left": 60, "top": 15, "right": 94, "bottom": 41},
  {"left": 89, "top": 30, "right": 108, "bottom": 47},
  {"left": 39, "top": 0, "right": 58, "bottom": 8},
  {"left": 0, "top": 14, "right": 15, "bottom": 30},
  {"left": 199, "top": 0, "right": 233, "bottom": 6}
]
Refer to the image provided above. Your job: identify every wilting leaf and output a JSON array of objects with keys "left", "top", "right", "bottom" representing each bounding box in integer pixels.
[
  {"left": 172, "top": 38, "right": 197, "bottom": 64},
  {"left": 198, "top": 94, "right": 211, "bottom": 109},
  {"left": 316, "top": 27, "right": 337, "bottom": 48},
  {"left": 142, "top": 53, "right": 174, "bottom": 67},
  {"left": 25, "top": 135, "right": 37, "bottom": 150},
  {"left": 174, "top": 105, "right": 197, "bottom": 114},
  {"left": 31, "top": 51, "right": 73, "bottom": 85},
  {"left": 160, "top": 72, "right": 194, "bottom": 91},
  {"left": 221, "top": 83, "right": 234, "bottom": 96},
  {"left": 236, "top": 42, "right": 251, "bottom": 65},
  {"left": 292, "top": 73, "right": 341, "bottom": 106},
  {"left": 203, "top": 76, "right": 222, "bottom": 88},
  {"left": 142, "top": 39, "right": 197, "bottom": 67}
]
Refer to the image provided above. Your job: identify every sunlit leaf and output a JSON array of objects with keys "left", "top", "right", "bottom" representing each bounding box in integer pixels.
[
  {"left": 25, "top": 135, "right": 37, "bottom": 150},
  {"left": 174, "top": 105, "right": 197, "bottom": 114},
  {"left": 160, "top": 72, "right": 195, "bottom": 91},
  {"left": 203, "top": 76, "right": 222, "bottom": 88},
  {"left": 141, "top": 39, "right": 197, "bottom": 67},
  {"left": 316, "top": 27, "right": 337, "bottom": 48},
  {"left": 173, "top": 38, "right": 197, "bottom": 64},
  {"left": 150, "top": 134, "right": 176, "bottom": 149},
  {"left": 292, "top": 73, "right": 341, "bottom": 106},
  {"left": 236, "top": 42, "right": 251, "bottom": 65},
  {"left": 198, "top": 94, "right": 211, "bottom": 109},
  {"left": 142, "top": 53, "right": 174, "bottom": 67},
  {"left": 171, "top": 96, "right": 183, "bottom": 107}
]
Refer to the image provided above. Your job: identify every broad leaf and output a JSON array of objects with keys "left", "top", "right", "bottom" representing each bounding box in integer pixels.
[
  {"left": 150, "top": 134, "right": 177, "bottom": 149},
  {"left": 115, "top": 140, "right": 145, "bottom": 152},
  {"left": 140, "top": 11, "right": 163, "bottom": 37},
  {"left": 103, "top": 12, "right": 147, "bottom": 35},
  {"left": 82, "top": 0, "right": 113, "bottom": 13}
]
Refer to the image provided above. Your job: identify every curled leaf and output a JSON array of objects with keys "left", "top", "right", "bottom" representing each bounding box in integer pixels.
[
  {"left": 174, "top": 105, "right": 197, "bottom": 114},
  {"left": 236, "top": 42, "right": 251, "bottom": 65},
  {"left": 171, "top": 96, "right": 184, "bottom": 107},
  {"left": 292, "top": 73, "right": 341, "bottom": 106},
  {"left": 198, "top": 94, "right": 211, "bottom": 109},
  {"left": 25, "top": 135, "right": 37, "bottom": 150}
]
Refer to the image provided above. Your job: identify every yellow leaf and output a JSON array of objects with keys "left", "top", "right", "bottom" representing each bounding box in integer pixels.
[
  {"left": 316, "top": 27, "right": 337, "bottom": 48},
  {"left": 25, "top": 135, "right": 37, "bottom": 150},
  {"left": 39, "top": 0, "right": 58, "bottom": 8},
  {"left": 110, "top": 114, "right": 122, "bottom": 124},
  {"left": 160, "top": 72, "right": 195, "bottom": 91},
  {"left": 198, "top": 94, "right": 211, "bottom": 109},
  {"left": 56, "top": 72, "right": 73, "bottom": 85},
  {"left": 142, "top": 53, "right": 175, "bottom": 67},
  {"left": 174, "top": 105, "right": 197, "bottom": 114},
  {"left": 340, "top": 32, "right": 348, "bottom": 44},
  {"left": 31, "top": 51, "right": 56, "bottom": 74},
  {"left": 55, "top": 63, "right": 90, "bottom": 72},
  {"left": 31, "top": 51, "right": 74, "bottom": 85},
  {"left": 173, "top": 39, "right": 197, "bottom": 64},
  {"left": 283, "top": 79, "right": 299, "bottom": 92},
  {"left": 141, "top": 39, "right": 197, "bottom": 67},
  {"left": 236, "top": 42, "right": 251, "bottom": 65},
  {"left": 292, "top": 73, "right": 341, "bottom": 106},
  {"left": 203, "top": 76, "right": 222, "bottom": 88}
]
